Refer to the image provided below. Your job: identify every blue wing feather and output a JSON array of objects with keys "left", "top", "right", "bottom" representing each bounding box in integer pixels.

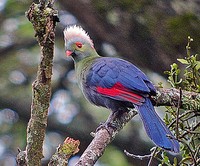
[{"left": 88, "top": 57, "right": 156, "bottom": 95}]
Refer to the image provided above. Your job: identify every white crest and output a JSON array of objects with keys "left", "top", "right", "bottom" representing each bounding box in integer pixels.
[{"left": 64, "top": 25, "right": 94, "bottom": 47}]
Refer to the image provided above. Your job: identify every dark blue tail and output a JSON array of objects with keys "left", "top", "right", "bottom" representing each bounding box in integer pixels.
[{"left": 136, "top": 98, "right": 179, "bottom": 153}]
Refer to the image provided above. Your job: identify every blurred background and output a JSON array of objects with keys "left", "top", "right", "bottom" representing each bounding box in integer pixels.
[{"left": 0, "top": 0, "right": 200, "bottom": 165}]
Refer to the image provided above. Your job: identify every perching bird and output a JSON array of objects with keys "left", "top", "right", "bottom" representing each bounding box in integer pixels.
[{"left": 63, "top": 25, "right": 179, "bottom": 153}]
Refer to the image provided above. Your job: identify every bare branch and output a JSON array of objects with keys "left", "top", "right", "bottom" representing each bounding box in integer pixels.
[{"left": 124, "top": 150, "right": 152, "bottom": 160}]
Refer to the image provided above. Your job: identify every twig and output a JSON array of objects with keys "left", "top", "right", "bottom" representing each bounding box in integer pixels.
[
  {"left": 148, "top": 147, "right": 158, "bottom": 166},
  {"left": 124, "top": 150, "right": 152, "bottom": 160},
  {"left": 183, "top": 114, "right": 200, "bottom": 123},
  {"left": 168, "top": 110, "right": 196, "bottom": 128},
  {"left": 180, "top": 121, "right": 200, "bottom": 138},
  {"left": 175, "top": 88, "right": 182, "bottom": 139},
  {"left": 194, "top": 144, "right": 200, "bottom": 159},
  {"left": 123, "top": 147, "right": 158, "bottom": 166},
  {"left": 178, "top": 139, "right": 197, "bottom": 166}
]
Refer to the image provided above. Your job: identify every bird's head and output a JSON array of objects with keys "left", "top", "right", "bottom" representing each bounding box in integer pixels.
[{"left": 64, "top": 25, "right": 96, "bottom": 62}]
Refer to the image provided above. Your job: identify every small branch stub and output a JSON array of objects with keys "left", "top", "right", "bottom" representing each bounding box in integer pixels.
[
  {"left": 16, "top": 148, "right": 27, "bottom": 166},
  {"left": 48, "top": 137, "right": 80, "bottom": 166}
]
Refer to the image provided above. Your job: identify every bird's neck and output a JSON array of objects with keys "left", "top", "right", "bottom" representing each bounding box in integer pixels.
[
  {"left": 75, "top": 53, "right": 99, "bottom": 88},
  {"left": 74, "top": 48, "right": 99, "bottom": 70},
  {"left": 72, "top": 47, "right": 99, "bottom": 63},
  {"left": 75, "top": 54, "right": 99, "bottom": 74}
]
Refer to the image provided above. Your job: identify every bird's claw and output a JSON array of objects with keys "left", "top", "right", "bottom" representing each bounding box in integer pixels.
[{"left": 96, "top": 122, "right": 117, "bottom": 135}]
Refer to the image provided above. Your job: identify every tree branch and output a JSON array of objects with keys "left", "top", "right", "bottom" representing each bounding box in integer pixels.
[
  {"left": 75, "top": 110, "right": 137, "bottom": 165},
  {"left": 16, "top": 1, "right": 58, "bottom": 165},
  {"left": 152, "top": 87, "right": 200, "bottom": 111}
]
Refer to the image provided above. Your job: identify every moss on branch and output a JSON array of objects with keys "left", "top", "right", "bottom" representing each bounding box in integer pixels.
[
  {"left": 152, "top": 87, "right": 200, "bottom": 111},
  {"left": 16, "top": 1, "right": 58, "bottom": 166},
  {"left": 48, "top": 137, "right": 80, "bottom": 166}
]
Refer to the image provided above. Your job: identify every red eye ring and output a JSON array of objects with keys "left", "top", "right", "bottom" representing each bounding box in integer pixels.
[{"left": 75, "top": 42, "right": 83, "bottom": 48}]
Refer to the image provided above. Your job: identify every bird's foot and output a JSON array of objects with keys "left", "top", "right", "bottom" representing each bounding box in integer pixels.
[
  {"left": 96, "top": 121, "right": 117, "bottom": 135},
  {"left": 95, "top": 111, "right": 119, "bottom": 135}
]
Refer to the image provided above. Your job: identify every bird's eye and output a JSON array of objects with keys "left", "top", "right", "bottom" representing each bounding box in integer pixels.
[{"left": 75, "top": 42, "right": 83, "bottom": 48}]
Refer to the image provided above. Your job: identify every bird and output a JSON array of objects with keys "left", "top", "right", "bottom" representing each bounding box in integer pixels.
[{"left": 63, "top": 25, "right": 179, "bottom": 153}]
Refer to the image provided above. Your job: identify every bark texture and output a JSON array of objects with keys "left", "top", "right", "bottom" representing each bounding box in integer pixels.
[
  {"left": 75, "top": 110, "right": 137, "bottom": 166},
  {"left": 16, "top": 1, "right": 58, "bottom": 165}
]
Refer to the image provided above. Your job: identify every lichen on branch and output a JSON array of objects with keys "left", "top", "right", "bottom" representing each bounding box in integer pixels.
[
  {"left": 16, "top": 1, "right": 58, "bottom": 166},
  {"left": 48, "top": 137, "right": 80, "bottom": 166}
]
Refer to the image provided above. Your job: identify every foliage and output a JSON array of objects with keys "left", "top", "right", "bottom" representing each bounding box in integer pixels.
[
  {"left": 156, "top": 37, "right": 200, "bottom": 165},
  {"left": 165, "top": 36, "right": 200, "bottom": 92}
]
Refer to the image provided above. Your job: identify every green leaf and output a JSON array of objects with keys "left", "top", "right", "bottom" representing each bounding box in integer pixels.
[
  {"left": 195, "top": 61, "right": 200, "bottom": 70},
  {"left": 164, "top": 71, "right": 170, "bottom": 75},
  {"left": 173, "top": 157, "right": 178, "bottom": 166},
  {"left": 177, "top": 58, "right": 189, "bottom": 64},
  {"left": 172, "top": 63, "right": 178, "bottom": 69}
]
